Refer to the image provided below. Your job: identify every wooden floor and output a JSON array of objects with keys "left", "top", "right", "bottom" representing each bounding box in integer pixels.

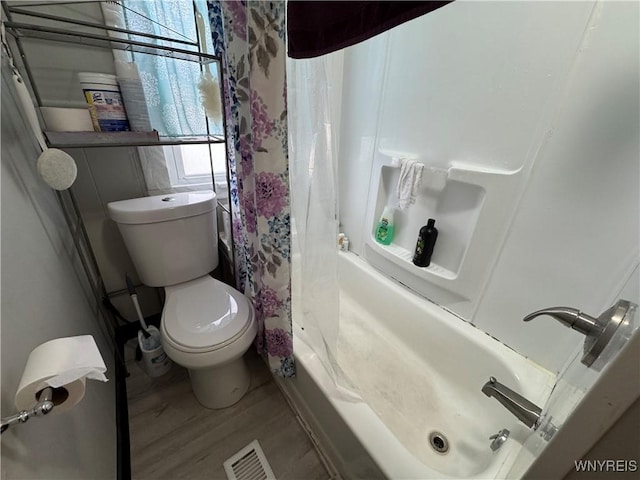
[{"left": 126, "top": 343, "right": 331, "bottom": 480}]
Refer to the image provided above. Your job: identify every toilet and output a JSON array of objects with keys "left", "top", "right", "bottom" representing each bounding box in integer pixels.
[{"left": 107, "top": 190, "right": 257, "bottom": 409}]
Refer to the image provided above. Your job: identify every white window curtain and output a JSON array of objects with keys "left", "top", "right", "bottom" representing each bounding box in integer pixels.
[
  {"left": 124, "top": 0, "right": 215, "bottom": 137},
  {"left": 106, "top": 0, "right": 220, "bottom": 195}
]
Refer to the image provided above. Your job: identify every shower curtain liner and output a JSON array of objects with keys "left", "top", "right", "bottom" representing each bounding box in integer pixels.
[
  {"left": 287, "top": 45, "right": 361, "bottom": 399},
  {"left": 208, "top": 0, "right": 294, "bottom": 377},
  {"left": 285, "top": 1, "right": 455, "bottom": 394},
  {"left": 287, "top": 53, "right": 342, "bottom": 386}
]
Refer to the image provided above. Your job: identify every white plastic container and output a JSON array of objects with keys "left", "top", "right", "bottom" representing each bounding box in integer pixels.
[
  {"left": 138, "top": 326, "right": 172, "bottom": 377},
  {"left": 115, "top": 61, "right": 152, "bottom": 132},
  {"left": 40, "top": 107, "right": 93, "bottom": 132},
  {"left": 78, "top": 72, "right": 130, "bottom": 132}
]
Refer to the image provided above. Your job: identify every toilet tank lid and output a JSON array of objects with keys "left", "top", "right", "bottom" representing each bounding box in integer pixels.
[{"left": 108, "top": 190, "right": 216, "bottom": 224}]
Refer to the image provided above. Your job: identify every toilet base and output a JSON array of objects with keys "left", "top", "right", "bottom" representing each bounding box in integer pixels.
[{"left": 188, "top": 356, "right": 251, "bottom": 409}]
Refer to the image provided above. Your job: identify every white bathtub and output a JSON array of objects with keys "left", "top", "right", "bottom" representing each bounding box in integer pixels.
[{"left": 279, "top": 251, "right": 555, "bottom": 479}]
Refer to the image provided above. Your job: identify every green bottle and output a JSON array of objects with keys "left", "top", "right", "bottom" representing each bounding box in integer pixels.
[{"left": 375, "top": 206, "right": 395, "bottom": 245}]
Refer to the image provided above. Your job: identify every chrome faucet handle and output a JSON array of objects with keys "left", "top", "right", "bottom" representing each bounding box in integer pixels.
[
  {"left": 523, "top": 307, "right": 598, "bottom": 336},
  {"left": 523, "top": 300, "right": 637, "bottom": 367},
  {"left": 489, "top": 428, "right": 510, "bottom": 452},
  {"left": 489, "top": 428, "right": 509, "bottom": 440}
]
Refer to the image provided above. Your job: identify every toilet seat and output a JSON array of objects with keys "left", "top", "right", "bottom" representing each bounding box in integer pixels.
[{"left": 162, "top": 275, "right": 253, "bottom": 353}]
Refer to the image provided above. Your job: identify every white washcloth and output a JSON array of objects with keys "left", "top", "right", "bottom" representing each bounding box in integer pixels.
[{"left": 396, "top": 158, "right": 424, "bottom": 210}]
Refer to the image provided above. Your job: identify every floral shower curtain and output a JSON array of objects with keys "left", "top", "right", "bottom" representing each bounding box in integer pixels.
[{"left": 208, "top": 0, "right": 293, "bottom": 377}]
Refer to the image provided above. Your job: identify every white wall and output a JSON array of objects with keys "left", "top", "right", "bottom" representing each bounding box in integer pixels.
[
  {"left": 337, "top": 0, "right": 639, "bottom": 374},
  {"left": 337, "top": 34, "right": 388, "bottom": 252},
  {"left": 473, "top": 0, "right": 639, "bottom": 372},
  {"left": 67, "top": 144, "right": 163, "bottom": 319},
  {"left": 1, "top": 63, "right": 116, "bottom": 479},
  {"left": 6, "top": 1, "right": 115, "bottom": 108}
]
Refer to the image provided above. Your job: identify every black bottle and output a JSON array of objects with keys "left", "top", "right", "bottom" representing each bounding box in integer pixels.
[{"left": 412, "top": 218, "right": 438, "bottom": 267}]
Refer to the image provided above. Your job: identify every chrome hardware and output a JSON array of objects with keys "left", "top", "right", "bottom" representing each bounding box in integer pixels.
[
  {"left": 523, "top": 299, "right": 637, "bottom": 367},
  {"left": 482, "top": 377, "right": 542, "bottom": 429},
  {"left": 161, "top": 196, "right": 175, "bottom": 202},
  {"left": 537, "top": 415, "right": 559, "bottom": 442},
  {"left": 489, "top": 428, "right": 510, "bottom": 451},
  {"left": 428, "top": 431, "right": 450, "bottom": 454},
  {"left": 0, "top": 387, "right": 54, "bottom": 434}
]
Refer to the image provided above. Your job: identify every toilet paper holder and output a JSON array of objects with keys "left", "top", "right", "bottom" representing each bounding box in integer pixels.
[{"left": 0, "top": 387, "right": 55, "bottom": 434}]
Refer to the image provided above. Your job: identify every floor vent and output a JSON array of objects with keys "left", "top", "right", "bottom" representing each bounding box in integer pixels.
[{"left": 224, "top": 440, "right": 276, "bottom": 480}]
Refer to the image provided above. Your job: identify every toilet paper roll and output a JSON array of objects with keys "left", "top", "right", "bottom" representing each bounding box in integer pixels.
[{"left": 15, "top": 335, "right": 108, "bottom": 414}]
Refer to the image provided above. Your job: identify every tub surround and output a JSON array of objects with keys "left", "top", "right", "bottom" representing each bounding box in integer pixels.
[{"left": 337, "top": 0, "right": 638, "bottom": 377}]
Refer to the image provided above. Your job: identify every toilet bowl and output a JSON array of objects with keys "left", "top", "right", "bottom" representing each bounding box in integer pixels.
[
  {"left": 107, "top": 191, "right": 257, "bottom": 409},
  {"left": 161, "top": 275, "right": 257, "bottom": 408}
]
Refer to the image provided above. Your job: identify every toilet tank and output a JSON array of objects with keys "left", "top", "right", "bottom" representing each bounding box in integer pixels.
[{"left": 107, "top": 191, "right": 219, "bottom": 287}]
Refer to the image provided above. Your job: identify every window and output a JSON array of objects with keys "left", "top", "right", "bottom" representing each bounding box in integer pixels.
[{"left": 163, "top": 143, "right": 227, "bottom": 189}]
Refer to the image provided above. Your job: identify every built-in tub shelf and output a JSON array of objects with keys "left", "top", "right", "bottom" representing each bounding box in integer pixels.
[
  {"left": 364, "top": 149, "right": 524, "bottom": 314},
  {"left": 368, "top": 238, "right": 457, "bottom": 280}
]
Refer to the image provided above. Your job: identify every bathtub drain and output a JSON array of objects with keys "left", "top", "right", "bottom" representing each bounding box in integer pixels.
[{"left": 429, "top": 431, "right": 449, "bottom": 454}]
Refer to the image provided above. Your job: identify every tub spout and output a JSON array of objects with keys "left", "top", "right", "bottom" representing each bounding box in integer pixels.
[{"left": 482, "top": 377, "right": 542, "bottom": 429}]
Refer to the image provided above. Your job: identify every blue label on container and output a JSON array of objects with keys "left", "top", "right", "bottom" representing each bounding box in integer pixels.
[
  {"left": 98, "top": 119, "right": 130, "bottom": 131},
  {"left": 83, "top": 88, "right": 130, "bottom": 131}
]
